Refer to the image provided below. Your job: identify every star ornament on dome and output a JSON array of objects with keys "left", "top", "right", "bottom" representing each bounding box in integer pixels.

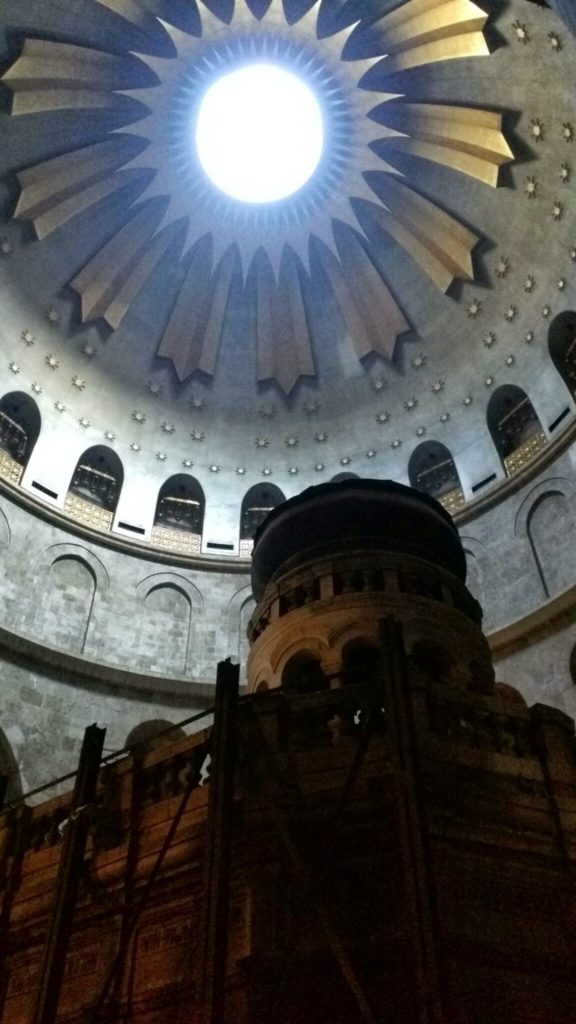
[{"left": 3, "top": 0, "right": 512, "bottom": 397}]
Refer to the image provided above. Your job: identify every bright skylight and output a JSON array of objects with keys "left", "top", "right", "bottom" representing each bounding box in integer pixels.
[{"left": 195, "top": 63, "right": 324, "bottom": 203}]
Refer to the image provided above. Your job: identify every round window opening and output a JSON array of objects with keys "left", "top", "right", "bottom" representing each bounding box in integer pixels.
[{"left": 195, "top": 63, "right": 324, "bottom": 203}]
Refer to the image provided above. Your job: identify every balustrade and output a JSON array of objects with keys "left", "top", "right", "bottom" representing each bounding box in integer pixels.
[
  {"left": 70, "top": 463, "right": 118, "bottom": 509},
  {"left": 0, "top": 411, "right": 27, "bottom": 462}
]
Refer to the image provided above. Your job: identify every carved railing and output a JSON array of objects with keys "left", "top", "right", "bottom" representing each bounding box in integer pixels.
[
  {"left": 0, "top": 410, "right": 27, "bottom": 461},
  {"left": 155, "top": 495, "right": 202, "bottom": 532},
  {"left": 70, "top": 463, "right": 118, "bottom": 509},
  {"left": 4, "top": 731, "right": 212, "bottom": 857},
  {"left": 428, "top": 695, "right": 538, "bottom": 759},
  {"left": 250, "top": 556, "right": 480, "bottom": 642}
]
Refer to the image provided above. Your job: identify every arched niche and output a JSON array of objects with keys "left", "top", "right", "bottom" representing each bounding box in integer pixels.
[
  {"left": 0, "top": 391, "right": 40, "bottom": 470},
  {"left": 240, "top": 483, "right": 285, "bottom": 544},
  {"left": 526, "top": 490, "right": 576, "bottom": 599},
  {"left": 548, "top": 310, "right": 576, "bottom": 396},
  {"left": 47, "top": 555, "right": 97, "bottom": 654},
  {"left": 68, "top": 445, "right": 123, "bottom": 513},
  {"left": 154, "top": 474, "right": 205, "bottom": 541},
  {"left": 133, "top": 573, "right": 201, "bottom": 677},
  {"left": 35, "top": 543, "right": 108, "bottom": 655},
  {"left": 487, "top": 385, "right": 546, "bottom": 476},
  {"left": 330, "top": 472, "right": 359, "bottom": 483},
  {"left": 408, "top": 441, "right": 464, "bottom": 512},
  {"left": 0, "top": 728, "right": 22, "bottom": 806},
  {"left": 227, "top": 584, "right": 256, "bottom": 672}
]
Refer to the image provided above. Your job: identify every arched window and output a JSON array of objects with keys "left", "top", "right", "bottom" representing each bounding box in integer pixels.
[
  {"left": 548, "top": 310, "right": 576, "bottom": 395},
  {"left": 281, "top": 652, "right": 328, "bottom": 693},
  {"left": 408, "top": 441, "right": 464, "bottom": 514},
  {"left": 69, "top": 445, "right": 123, "bottom": 510},
  {"left": 240, "top": 483, "right": 285, "bottom": 556},
  {"left": 0, "top": 391, "right": 40, "bottom": 479},
  {"left": 152, "top": 474, "right": 205, "bottom": 554},
  {"left": 487, "top": 385, "right": 546, "bottom": 477}
]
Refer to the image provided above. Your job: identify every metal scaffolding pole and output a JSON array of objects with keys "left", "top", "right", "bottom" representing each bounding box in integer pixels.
[
  {"left": 379, "top": 617, "right": 446, "bottom": 1024},
  {"left": 31, "top": 723, "right": 106, "bottom": 1024},
  {"left": 201, "top": 659, "right": 239, "bottom": 1024}
]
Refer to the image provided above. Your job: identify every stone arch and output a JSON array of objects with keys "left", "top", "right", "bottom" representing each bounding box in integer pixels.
[
  {"left": 408, "top": 440, "right": 463, "bottom": 504},
  {"left": 227, "top": 584, "right": 256, "bottom": 671},
  {"left": 0, "top": 727, "right": 22, "bottom": 805},
  {"left": 125, "top": 720, "right": 187, "bottom": 754},
  {"left": 515, "top": 479, "right": 576, "bottom": 599},
  {"left": 39, "top": 543, "right": 110, "bottom": 589},
  {"left": 0, "top": 504, "right": 11, "bottom": 550},
  {"left": 240, "top": 483, "right": 285, "bottom": 542},
  {"left": 328, "top": 621, "right": 380, "bottom": 662},
  {"left": 271, "top": 634, "right": 331, "bottom": 680},
  {"left": 134, "top": 572, "right": 203, "bottom": 676},
  {"left": 548, "top": 310, "right": 576, "bottom": 397},
  {"left": 487, "top": 384, "right": 546, "bottom": 476},
  {"left": 136, "top": 571, "right": 203, "bottom": 610},
  {"left": 36, "top": 544, "right": 108, "bottom": 654},
  {"left": 0, "top": 390, "right": 41, "bottom": 467},
  {"left": 459, "top": 535, "right": 485, "bottom": 605},
  {"left": 281, "top": 650, "right": 329, "bottom": 693},
  {"left": 68, "top": 444, "right": 123, "bottom": 513}
]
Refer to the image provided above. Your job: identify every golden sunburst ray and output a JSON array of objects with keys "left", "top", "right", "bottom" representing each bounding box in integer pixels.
[
  {"left": 372, "top": 0, "right": 490, "bottom": 73},
  {"left": 94, "top": 0, "right": 158, "bottom": 31},
  {"left": 156, "top": 241, "right": 239, "bottom": 382},
  {"left": 316, "top": 227, "right": 410, "bottom": 363},
  {"left": 2, "top": 0, "right": 513, "bottom": 395},
  {"left": 374, "top": 103, "right": 513, "bottom": 188},
  {"left": 255, "top": 247, "right": 315, "bottom": 394},
  {"left": 2, "top": 38, "right": 138, "bottom": 115},
  {"left": 365, "top": 178, "right": 479, "bottom": 293},
  {"left": 69, "top": 200, "right": 181, "bottom": 326},
  {"left": 14, "top": 138, "right": 147, "bottom": 239}
]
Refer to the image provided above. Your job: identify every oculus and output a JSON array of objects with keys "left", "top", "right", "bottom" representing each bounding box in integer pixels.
[
  {"left": 2, "top": 0, "right": 513, "bottom": 395},
  {"left": 195, "top": 63, "right": 324, "bottom": 203}
]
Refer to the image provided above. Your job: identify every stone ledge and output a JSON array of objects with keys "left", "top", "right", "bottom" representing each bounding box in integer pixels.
[
  {"left": 489, "top": 583, "right": 576, "bottom": 660},
  {"left": 0, "top": 622, "right": 225, "bottom": 705}
]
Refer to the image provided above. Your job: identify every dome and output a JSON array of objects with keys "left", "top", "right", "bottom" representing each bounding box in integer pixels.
[
  {"left": 0, "top": 0, "right": 573, "bottom": 544},
  {"left": 0, "top": 0, "right": 575, "bottom": 794}
]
